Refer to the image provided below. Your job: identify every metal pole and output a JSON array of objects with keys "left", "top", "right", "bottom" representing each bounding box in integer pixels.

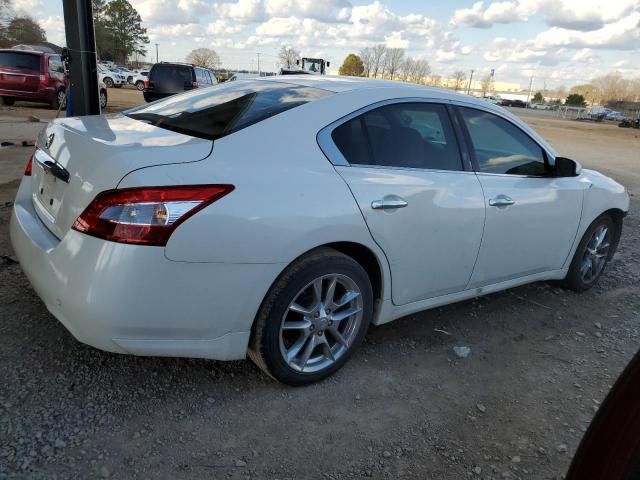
[
  {"left": 62, "top": 0, "right": 100, "bottom": 116},
  {"left": 257, "top": 53, "right": 261, "bottom": 76},
  {"left": 526, "top": 74, "right": 534, "bottom": 108},
  {"left": 467, "top": 69, "right": 474, "bottom": 95},
  {"left": 155, "top": 43, "right": 159, "bottom": 63}
]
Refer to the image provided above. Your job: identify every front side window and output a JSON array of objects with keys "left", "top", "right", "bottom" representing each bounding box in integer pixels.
[
  {"left": 126, "top": 80, "right": 331, "bottom": 141},
  {"left": 48, "top": 55, "right": 64, "bottom": 73},
  {"left": 459, "top": 107, "right": 547, "bottom": 176},
  {"left": 332, "top": 102, "right": 463, "bottom": 171}
]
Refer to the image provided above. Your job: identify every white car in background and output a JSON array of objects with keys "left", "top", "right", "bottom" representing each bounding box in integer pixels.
[
  {"left": 97, "top": 64, "right": 126, "bottom": 88},
  {"left": 10, "top": 77, "right": 629, "bottom": 385},
  {"left": 129, "top": 70, "right": 149, "bottom": 90}
]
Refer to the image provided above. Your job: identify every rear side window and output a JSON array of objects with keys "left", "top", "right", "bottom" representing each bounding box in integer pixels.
[
  {"left": 459, "top": 107, "right": 547, "bottom": 176},
  {"left": 150, "top": 64, "right": 193, "bottom": 85},
  {"left": 126, "top": 80, "right": 331, "bottom": 141},
  {"left": 332, "top": 102, "right": 462, "bottom": 171},
  {"left": 48, "top": 55, "right": 64, "bottom": 73},
  {"left": 0, "top": 51, "right": 40, "bottom": 71}
]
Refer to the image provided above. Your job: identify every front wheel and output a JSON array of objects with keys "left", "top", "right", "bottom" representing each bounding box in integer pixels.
[
  {"left": 562, "top": 214, "right": 618, "bottom": 292},
  {"left": 99, "top": 89, "right": 107, "bottom": 109},
  {"left": 103, "top": 77, "right": 114, "bottom": 88},
  {"left": 249, "top": 248, "right": 373, "bottom": 385},
  {"left": 114, "top": 84, "right": 122, "bottom": 88},
  {"left": 135, "top": 80, "right": 145, "bottom": 91}
]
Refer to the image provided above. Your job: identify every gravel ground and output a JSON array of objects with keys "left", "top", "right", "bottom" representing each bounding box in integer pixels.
[{"left": 0, "top": 101, "right": 639, "bottom": 479}]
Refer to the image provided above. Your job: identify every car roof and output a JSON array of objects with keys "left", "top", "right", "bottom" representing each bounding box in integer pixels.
[{"left": 261, "top": 74, "right": 494, "bottom": 108}]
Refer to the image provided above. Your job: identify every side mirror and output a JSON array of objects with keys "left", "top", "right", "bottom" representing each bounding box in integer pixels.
[
  {"left": 554, "top": 157, "right": 581, "bottom": 177},
  {"left": 326, "top": 61, "right": 330, "bottom": 67},
  {"left": 296, "top": 60, "right": 300, "bottom": 66}
]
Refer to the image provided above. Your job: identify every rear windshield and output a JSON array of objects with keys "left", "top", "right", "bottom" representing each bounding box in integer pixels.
[
  {"left": 150, "top": 64, "right": 193, "bottom": 84},
  {"left": 125, "top": 80, "right": 331, "bottom": 141},
  {"left": 0, "top": 51, "right": 40, "bottom": 70}
]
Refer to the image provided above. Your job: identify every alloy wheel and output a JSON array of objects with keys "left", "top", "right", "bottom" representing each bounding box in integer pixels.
[
  {"left": 279, "top": 274, "right": 363, "bottom": 373},
  {"left": 580, "top": 224, "right": 610, "bottom": 283}
]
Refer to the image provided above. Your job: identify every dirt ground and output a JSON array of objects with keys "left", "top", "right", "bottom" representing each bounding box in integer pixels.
[{"left": 0, "top": 89, "right": 638, "bottom": 479}]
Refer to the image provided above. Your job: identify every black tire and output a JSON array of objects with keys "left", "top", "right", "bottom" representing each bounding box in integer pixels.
[
  {"left": 249, "top": 248, "right": 373, "bottom": 386},
  {"left": 114, "top": 84, "right": 122, "bottom": 88},
  {"left": 100, "top": 89, "right": 107, "bottom": 109},
  {"left": 1, "top": 96, "right": 15, "bottom": 106},
  {"left": 562, "top": 214, "right": 619, "bottom": 292},
  {"left": 104, "top": 77, "right": 114, "bottom": 88},
  {"left": 135, "top": 81, "right": 145, "bottom": 91},
  {"left": 52, "top": 89, "right": 66, "bottom": 110}
]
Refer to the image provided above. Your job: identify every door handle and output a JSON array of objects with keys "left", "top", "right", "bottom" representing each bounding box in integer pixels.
[
  {"left": 371, "top": 198, "right": 408, "bottom": 210},
  {"left": 488, "top": 195, "right": 515, "bottom": 207}
]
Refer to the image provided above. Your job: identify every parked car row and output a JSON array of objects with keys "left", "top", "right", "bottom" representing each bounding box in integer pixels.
[{"left": 99, "top": 62, "right": 149, "bottom": 90}]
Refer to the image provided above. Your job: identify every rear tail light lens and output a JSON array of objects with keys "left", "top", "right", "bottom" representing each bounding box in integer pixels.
[
  {"left": 39, "top": 73, "right": 50, "bottom": 86},
  {"left": 24, "top": 154, "right": 33, "bottom": 176},
  {"left": 192, "top": 82, "right": 199, "bottom": 89},
  {"left": 72, "top": 185, "right": 234, "bottom": 246},
  {"left": 143, "top": 79, "right": 149, "bottom": 89}
]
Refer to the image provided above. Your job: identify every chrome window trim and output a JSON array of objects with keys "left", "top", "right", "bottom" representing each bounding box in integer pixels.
[{"left": 317, "top": 97, "right": 464, "bottom": 170}]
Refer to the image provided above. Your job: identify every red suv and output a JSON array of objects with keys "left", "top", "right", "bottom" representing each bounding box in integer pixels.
[{"left": 0, "top": 49, "right": 66, "bottom": 109}]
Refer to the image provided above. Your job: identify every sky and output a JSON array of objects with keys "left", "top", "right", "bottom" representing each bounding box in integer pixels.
[{"left": 24, "top": 0, "right": 640, "bottom": 91}]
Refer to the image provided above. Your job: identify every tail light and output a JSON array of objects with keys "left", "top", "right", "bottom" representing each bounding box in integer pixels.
[
  {"left": 192, "top": 82, "right": 199, "bottom": 89},
  {"left": 24, "top": 154, "right": 33, "bottom": 176},
  {"left": 72, "top": 185, "right": 234, "bottom": 246},
  {"left": 143, "top": 79, "right": 149, "bottom": 89},
  {"left": 39, "top": 73, "right": 50, "bottom": 86}
]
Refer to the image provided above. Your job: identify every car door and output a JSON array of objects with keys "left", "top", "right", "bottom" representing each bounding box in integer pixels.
[
  {"left": 456, "top": 105, "right": 584, "bottom": 287},
  {"left": 320, "top": 100, "right": 486, "bottom": 306}
]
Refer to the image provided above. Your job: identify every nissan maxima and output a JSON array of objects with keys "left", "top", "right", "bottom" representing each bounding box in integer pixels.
[{"left": 10, "top": 77, "right": 629, "bottom": 385}]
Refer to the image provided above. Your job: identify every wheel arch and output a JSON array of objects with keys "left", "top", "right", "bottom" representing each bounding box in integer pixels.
[{"left": 250, "top": 241, "right": 387, "bottom": 334}]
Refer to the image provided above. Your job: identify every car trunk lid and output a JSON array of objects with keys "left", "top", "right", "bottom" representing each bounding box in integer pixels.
[{"left": 30, "top": 113, "right": 213, "bottom": 240}]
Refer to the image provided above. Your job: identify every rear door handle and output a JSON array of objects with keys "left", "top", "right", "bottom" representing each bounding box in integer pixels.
[
  {"left": 488, "top": 195, "right": 515, "bottom": 207},
  {"left": 371, "top": 198, "right": 408, "bottom": 210}
]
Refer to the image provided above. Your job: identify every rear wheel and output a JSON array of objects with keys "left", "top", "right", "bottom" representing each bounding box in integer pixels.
[
  {"left": 562, "top": 214, "right": 618, "bottom": 292},
  {"left": 249, "top": 248, "right": 373, "bottom": 385},
  {"left": 52, "top": 89, "right": 66, "bottom": 110},
  {"left": 1, "top": 96, "right": 15, "bottom": 106}
]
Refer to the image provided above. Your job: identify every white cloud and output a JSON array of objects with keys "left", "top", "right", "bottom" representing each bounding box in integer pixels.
[
  {"left": 130, "top": 0, "right": 210, "bottom": 24},
  {"left": 266, "top": 0, "right": 352, "bottom": 22},
  {"left": 39, "top": 15, "right": 66, "bottom": 46},
  {"left": 451, "top": 0, "right": 640, "bottom": 31},
  {"left": 213, "top": 0, "right": 267, "bottom": 23},
  {"left": 15, "top": 0, "right": 44, "bottom": 16}
]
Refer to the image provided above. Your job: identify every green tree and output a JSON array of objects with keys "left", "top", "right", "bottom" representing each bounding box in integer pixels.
[
  {"left": 102, "top": 0, "right": 148, "bottom": 64},
  {"left": 5, "top": 16, "right": 45, "bottom": 44},
  {"left": 338, "top": 53, "right": 364, "bottom": 77},
  {"left": 532, "top": 91, "right": 544, "bottom": 103},
  {"left": 93, "top": 0, "right": 115, "bottom": 60},
  {"left": 565, "top": 93, "right": 586, "bottom": 107}
]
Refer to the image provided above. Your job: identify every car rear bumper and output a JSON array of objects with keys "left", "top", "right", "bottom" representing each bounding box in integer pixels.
[
  {"left": 0, "top": 87, "right": 56, "bottom": 103},
  {"left": 10, "top": 177, "right": 283, "bottom": 360}
]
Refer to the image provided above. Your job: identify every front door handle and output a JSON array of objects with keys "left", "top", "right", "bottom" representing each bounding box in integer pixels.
[
  {"left": 488, "top": 195, "right": 515, "bottom": 207},
  {"left": 371, "top": 198, "right": 408, "bottom": 210}
]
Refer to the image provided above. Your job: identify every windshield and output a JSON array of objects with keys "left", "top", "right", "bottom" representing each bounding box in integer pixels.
[
  {"left": 302, "top": 59, "right": 323, "bottom": 73},
  {"left": 125, "top": 80, "right": 331, "bottom": 141}
]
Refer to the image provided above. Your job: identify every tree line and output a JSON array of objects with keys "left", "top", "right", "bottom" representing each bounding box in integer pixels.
[
  {"left": 92, "top": 0, "right": 148, "bottom": 64},
  {"left": 0, "top": 0, "right": 47, "bottom": 48}
]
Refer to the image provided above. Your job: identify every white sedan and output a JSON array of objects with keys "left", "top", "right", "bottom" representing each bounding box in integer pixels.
[{"left": 10, "top": 77, "right": 629, "bottom": 385}]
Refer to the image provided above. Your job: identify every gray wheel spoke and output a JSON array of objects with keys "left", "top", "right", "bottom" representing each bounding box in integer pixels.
[
  {"left": 289, "top": 302, "right": 312, "bottom": 315},
  {"left": 282, "top": 320, "right": 312, "bottom": 330},
  {"left": 286, "top": 332, "right": 310, "bottom": 363},
  {"left": 298, "top": 335, "right": 318, "bottom": 369},
  {"left": 580, "top": 258, "right": 592, "bottom": 278},
  {"left": 328, "top": 327, "right": 348, "bottom": 347},
  {"left": 312, "top": 279, "right": 323, "bottom": 305},
  {"left": 331, "top": 305, "right": 362, "bottom": 323},
  {"left": 324, "top": 276, "right": 337, "bottom": 307},
  {"left": 335, "top": 290, "right": 360, "bottom": 307},
  {"left": 321, "top": 337, "right": 336, "bottom": 362}
]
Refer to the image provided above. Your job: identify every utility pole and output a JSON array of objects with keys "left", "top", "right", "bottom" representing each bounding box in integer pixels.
[
  {"left": 62, "top": 0, "right": 99, "bottom": 115},
  {"left": 155, "top": 43, "right": 159, "bottom": 63},
  {"left": 526, "top": 74, "right": 534, "bottom": 108},
  {"left": 467, "top": 69, "right": 474, "bottom": 95},
  {"left": 257, "top": 53, "right": 261, "bottom": 76}
]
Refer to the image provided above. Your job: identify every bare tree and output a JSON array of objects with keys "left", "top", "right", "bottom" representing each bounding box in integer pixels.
[
  {"left": 186, "top": 48, "right": 220, "bottom": 69},
  {"left": 429, "top": 74, "right": 442, "bottom": 87},
  {"left": 452, "top": 70, "right": 466, "bottom": 91},
  {"left": 370, "top": 44, "right": 387, "bottom": 78},
  {"left": 399, "top": 56, "right": 415, "bottom": 82},
  {"left": 359, "top": 47, "right": 373, "bottom": 77},
  {"left": 278, "top": 45, "right": 300, "bottom": 69},
  {"left": 384, "top": 48, "right": 405, "bottom": 80},
  {"left": 412, "top": 59, "right": 430, "bottom": 84},
  {"left": 480, "top": 73, "right": 494, "bottom": 96}
]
